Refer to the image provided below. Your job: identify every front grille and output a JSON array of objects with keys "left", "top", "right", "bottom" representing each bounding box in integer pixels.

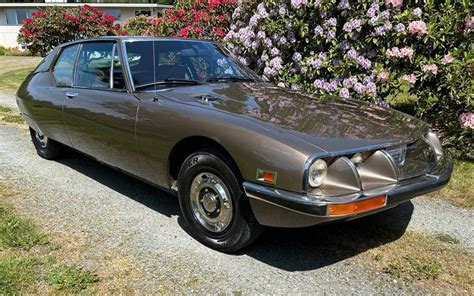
[{"left": 386, "top": 140, "right": 437, "bottom": 180}]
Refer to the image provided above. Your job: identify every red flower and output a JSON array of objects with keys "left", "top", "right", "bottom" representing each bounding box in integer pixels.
[
  {"left": 82, "top": 4, "right": 99, "bottom": 13},
  {"left": 178, "top": 9, "right": 186, "bottom": 15},
  {"left": 31, "top": 11, "right": 46, "bottom": 18},
  {"left": 213, "top": 27, "right": 225, "bottom": 38},
  {"left": 20, "top": 28, "right": 31, "bottom": 38},
  {"left": 103, "top": 14, "right": 115, "bottom": 23},
  {"left": 64, "top": 13, "right": 80, "bottom": 22},
  {"left": 194, "top": 26, "right": 203, "bottom": 33},
  {"left": 22, "top": 18, "right": 33, "bottom": 25},
  {"left": 119, "top": 30, "right": 128, "bottom": 36},
  {"left": 177, "top": 27, "right": 189, "bottom": 38},
  {"left": 215, "top": 15, "right": 225, "bottom": 23}
]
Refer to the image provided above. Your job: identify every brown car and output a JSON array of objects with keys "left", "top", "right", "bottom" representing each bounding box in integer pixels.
[{"left": 16, "top": 37, "right": 452, "bottom": 252}]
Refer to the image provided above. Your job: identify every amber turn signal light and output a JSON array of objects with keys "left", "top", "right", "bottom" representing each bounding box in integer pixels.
[
  {"left": 256, "top": 169, "right": 277, "bottom": 185},
  {"left": 328, "top": 195, "right": 387, "bottom": 216}
]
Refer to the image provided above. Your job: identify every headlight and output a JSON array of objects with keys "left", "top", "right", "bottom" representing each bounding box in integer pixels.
[
  {"left": 308, "top": 159, "right": 328, "bottom": 188},
  {"left": 425, "top": 130, "right": 443, "bottom": 161}
]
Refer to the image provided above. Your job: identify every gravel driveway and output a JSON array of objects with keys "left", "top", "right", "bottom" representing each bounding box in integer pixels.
[{"left": 0, "top": 93, "right": 472, "bottom": 293}]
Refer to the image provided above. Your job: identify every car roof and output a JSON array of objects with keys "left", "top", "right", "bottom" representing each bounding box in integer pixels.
[{"left": 59, "top": 36, "right": 217, "bottom": 48}]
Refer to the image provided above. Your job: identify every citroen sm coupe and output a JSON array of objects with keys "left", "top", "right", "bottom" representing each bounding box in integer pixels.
[{"left": 16, "top": 37, "right": 453, "bottom": 252}]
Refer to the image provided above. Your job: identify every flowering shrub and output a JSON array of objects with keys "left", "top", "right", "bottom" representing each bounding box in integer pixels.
[
  {"left": 225, "top": 0, "right": 473, "bottom": 157},
  {"left": 122, "top": 0, "right": 236, "bottom": 41},
  {"left": 18, "top": 5, "right": 120, "bottom": 56},
  {"left": 121, "top": 15, "right": 150, "bottom": 36}
]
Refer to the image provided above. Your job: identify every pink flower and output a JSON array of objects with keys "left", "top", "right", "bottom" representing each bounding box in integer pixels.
[
  {"left": 408, "top": 20, "right": 427, "bottom": 36},
  {"left": 422, "top": 64, "right": 438, "bottom": 75},
  {"left": 400, "top": 47, "right": 414, "bottom": 59},
  {"left": 386, "top": 47, "right": 401, "bottom": 57},
  {"left": 465, "top": 16, "right": 474, "bottom": 32},
  {"left": 402, "top": 74, "right": 417, "bottom": 84},
  {"left": 459, "top": 112, "right": 474, "bottom": 129},
  {"left": 385, "top": 0, "right": 403, "bottom": 8},
  {"left": 442, "top": 54, "right": 454, "bottom": 65},
  {"left": 377, "top": 69, "right": 389, "bottom": 81},
  {"left": 386, "top": 47, "right": 413, "bottom": 59}
]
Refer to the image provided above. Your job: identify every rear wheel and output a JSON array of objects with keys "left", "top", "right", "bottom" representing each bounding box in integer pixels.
[
  {"left": 30, "top": 128, "right": 63, "bottom": 159},
  {"left": 177, "top": 150, "right": 262, "bottom": 252}
]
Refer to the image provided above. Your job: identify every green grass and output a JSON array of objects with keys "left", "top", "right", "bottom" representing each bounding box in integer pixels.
[
  {"left": 0, "top": 257, "right": 42, "bottom": 294},
  {"left": 385, "top": 256, "right": 442, "bottom": 281},
  {"left": 0, "top": 183, "right": 99, "bottom": 294},
  {"left": 366, "top": 232, "right": 473, "bottom": 292},
  {"left": 45, "top": 264, "right": 99, "bottom": 293},
  {"left": 0, "top": 104, "right": 25, "bottom": 125},
  {"left": 435, "top": 233, "right": 460, "bottom": 245},
  {"left": 0, "top": 202, "right": 45, "bottom": 248},
  {"left": 428, "top": 159, "right": 474, "bottom": 208},
  {"left": 1, "top": 114, "right": 24, "bottom": 124},
  {"left": 0, "top": 68, "right": 34, "bottom": 95},
  {"left": 0, "top": 106, "right": 12, "bottom": 113}
]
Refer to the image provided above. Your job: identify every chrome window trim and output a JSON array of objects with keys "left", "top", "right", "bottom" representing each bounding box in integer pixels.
[{"left": 120, "top": 39, "right": 136, "bottom": 93}]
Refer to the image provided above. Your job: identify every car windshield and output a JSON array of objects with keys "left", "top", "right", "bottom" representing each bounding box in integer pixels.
[{"left": 125, "top": 40, "right": 262, "bottom": 90}]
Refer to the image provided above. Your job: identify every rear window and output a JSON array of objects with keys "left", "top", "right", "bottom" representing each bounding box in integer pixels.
[{"left": 33, "top": 50, "right": 56, "bottom": 73}]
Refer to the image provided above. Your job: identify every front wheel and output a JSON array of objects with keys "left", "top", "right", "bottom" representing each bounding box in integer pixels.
[
  {"left": 30, "top": 128, "right": 63, "bottom": 159},
  {"left": 177, "top": 151, "right": 262, "bottom": 252}
]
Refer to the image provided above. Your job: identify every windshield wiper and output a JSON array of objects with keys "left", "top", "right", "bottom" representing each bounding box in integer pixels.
[
  {"left": 135, "top": 79, "right": 204, "bottom": 89},
  {"left": 206, "top": 77, "right": 255, "bottom": 83}
]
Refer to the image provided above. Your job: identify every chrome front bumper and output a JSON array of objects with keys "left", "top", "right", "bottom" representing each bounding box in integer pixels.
[{"left": 244, "top": 156, "right": 453, "bottom": 228}]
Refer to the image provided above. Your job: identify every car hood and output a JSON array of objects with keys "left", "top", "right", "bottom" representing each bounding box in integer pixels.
[{"left": 154, "top": 82, "right": 428, "bottom": 153}]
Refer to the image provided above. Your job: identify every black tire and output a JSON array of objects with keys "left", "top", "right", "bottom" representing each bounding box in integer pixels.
[
  {"left": 30, "top": 128, "right": 63, "bottom": 160},
  {"left": 177, "top": 149, "right": 263, "bottom": 253}
]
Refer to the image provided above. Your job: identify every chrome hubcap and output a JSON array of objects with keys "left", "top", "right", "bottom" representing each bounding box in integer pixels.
[
  {"left": 190, "top": 172, "right": 233, "bottom": 233},
  {"left": 34, "top": 131, "right": 48, "bottom": 148}
]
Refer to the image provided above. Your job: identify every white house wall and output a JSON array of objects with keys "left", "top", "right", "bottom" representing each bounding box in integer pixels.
[{"left": 0, "top": 5, "right": 169, "bottom": 49}]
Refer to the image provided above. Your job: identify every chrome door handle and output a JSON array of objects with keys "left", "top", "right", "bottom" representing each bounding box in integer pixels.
[{"left": 66, "top": 92, "right": 78, "bottom": 99}]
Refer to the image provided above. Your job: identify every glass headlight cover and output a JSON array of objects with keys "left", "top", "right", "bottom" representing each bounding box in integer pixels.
[{"left": 308, "top": 159, "right": 328, "bottom": 188}]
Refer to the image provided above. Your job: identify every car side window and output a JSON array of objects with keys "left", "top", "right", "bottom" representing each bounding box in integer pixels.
[
  {"left": 52, "top": 44, "right": 79, "bottom": 87},
  {"left": 125, "top": 41, "right": 154, "bottom": 87},
  {"left": 111, "top": 46, "right": 126, "bottom": 90},
  {"left": 74, "top": 42, "right": 125, "bottom": 90}
]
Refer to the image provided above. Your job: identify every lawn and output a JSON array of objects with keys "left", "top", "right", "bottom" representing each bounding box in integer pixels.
[
  {"left": 0, "top": 184, "right": 99, "bottom": 294},
  {"left": 428, "top": 159, "right": 474, "bottom": 208},
  {"left": 0, "top": 56, "right": 41, "bottom": 95}
]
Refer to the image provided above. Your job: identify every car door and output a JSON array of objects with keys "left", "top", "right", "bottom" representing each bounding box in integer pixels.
[
  {"left": 22, "top": 44, "right": 80, "bottom": 146},
  {"left": 62, "top": 41, "right": 140, "bottom": 175}
]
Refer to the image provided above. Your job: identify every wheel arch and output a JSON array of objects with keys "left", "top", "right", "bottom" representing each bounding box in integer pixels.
[{"left": 167, "top": 136, "right": 243, "bottom": 184}]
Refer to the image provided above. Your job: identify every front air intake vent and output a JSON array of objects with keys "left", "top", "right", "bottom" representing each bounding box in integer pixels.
[{"left": 386, "top": 140, "right": 437, "bottom": 180}]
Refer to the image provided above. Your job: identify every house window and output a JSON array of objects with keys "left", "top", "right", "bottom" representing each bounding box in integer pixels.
[
  {"left": 135, "top": 10, "right": 151, "bottom": 17},
  {"left": 5, "top": 9, "right": 38, "bottom": 25},
  {"left": 103, "top": 9, "right": 121, "bottom": 21}
]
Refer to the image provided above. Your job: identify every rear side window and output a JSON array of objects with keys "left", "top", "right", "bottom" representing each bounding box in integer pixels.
[
  {"left": 52, "top": 44, "right": 79, "bottom": 87},
  {"left": 75, "top": 42, "right": 126, "bottom": 90}
]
